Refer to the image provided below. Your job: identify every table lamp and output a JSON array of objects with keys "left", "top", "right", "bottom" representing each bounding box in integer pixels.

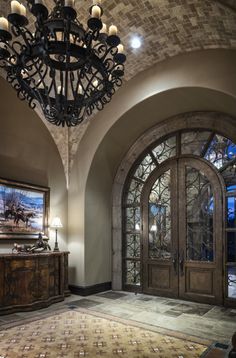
[{"left": 51, "top": 217, "right": 63, "bottom": 252}]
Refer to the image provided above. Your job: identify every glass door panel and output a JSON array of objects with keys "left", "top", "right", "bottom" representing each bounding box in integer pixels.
[
  {"left": 227, "top": 197, "right": 236, "bottom": 228},
  {"left": 148, "top": 170, "right": 171, "bottom": 259},
  {"left": 227, "top": 266, "right": 236, "bottom": 299},
  {"left": 186, "top": 167, "right": 214, "bottom": 262}
]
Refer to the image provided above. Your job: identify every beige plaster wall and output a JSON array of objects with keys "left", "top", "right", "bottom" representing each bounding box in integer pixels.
[
  {"left": 0, "top": 78, "right": 68, "bottom": 252},
  {"left": 69, "top": 49, "right": 236, "bottom": 287}
]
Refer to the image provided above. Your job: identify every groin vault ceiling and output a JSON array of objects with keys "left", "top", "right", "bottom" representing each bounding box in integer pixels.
[{"left": 0, "top": 0, "right": 236, "bottom": 183}]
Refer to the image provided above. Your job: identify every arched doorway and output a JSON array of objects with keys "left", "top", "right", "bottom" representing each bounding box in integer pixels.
[
  {"left": 122, "top": 129, "right": 236, "bottom": 306},
  {"left": 142, "top": 157, "right": 223, "bottom": 305}
]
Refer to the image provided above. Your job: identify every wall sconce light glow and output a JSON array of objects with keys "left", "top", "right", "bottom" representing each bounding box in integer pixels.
[{"left": 131, "top": 36, "right": 141, "bottom": 49}]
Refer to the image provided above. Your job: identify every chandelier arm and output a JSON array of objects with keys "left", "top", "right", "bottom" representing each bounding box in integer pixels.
[
  {"left": 64, "top": 19, "right": 71, "bottom": 101},
  {"left": 75, "top": 72, "right": 82, "bottom": 96},
  {"left": 31, "top": 82, "right": 44, "bottom": 107},
  {"left": 47, "top": 75, "right": 55, "bottom": 98},
  {"left": 38, "top": 70, "right": 54, "bottom": 112},
  {"left": 0, "top": 55, "right": 14, "bottom": 69},
  {"left": 19, "top": 59, "right": 45, "bottom": 106},
  {"left": 70, "top": 69, "right": 84, "bottom": 114},
  {"left": 59, "top": 69, "right": 64, "bottom": 97},
  {"left": 114, "top": 77, "right": 123, "bottom": 87},
  {"left": 51, "top": 72, "right": 58, "bottom": 102},
  {"left": 69, "top": 71, "right": 75, "bottom": 97},
  {"left": 97, "top": 44, "right": 118, "bottom": 64},
  {"left": 104, "top": 58, "right": 116, "bottom": 73},
  {"left": 83, "top": 70, "right": 98, "bottom": 95},
  {"left": 10, "top": 24, "right": 33, "bottom": 49},
  {"left": 0, "top": 41, "right": 16, "bottom": 61},
  {"left": 11, "top": 41, "right": 27, "bottom": 61},
  {"left": 35, "top": 61, "right": 48, "bottom": 88},
  {"left": 0, "top": 32, "right": 22, "bottom": 60}
]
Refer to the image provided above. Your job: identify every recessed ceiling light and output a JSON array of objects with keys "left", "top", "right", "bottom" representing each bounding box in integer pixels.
[{"left": 131, "top": 36, "right": 142, "bottom": 49}]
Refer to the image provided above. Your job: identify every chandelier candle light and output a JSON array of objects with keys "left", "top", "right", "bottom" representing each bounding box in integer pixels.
[{"left": 0, "top": 0, "right": 126, "bottom": 126}]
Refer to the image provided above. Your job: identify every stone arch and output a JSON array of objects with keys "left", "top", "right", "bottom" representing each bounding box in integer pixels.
[{"left": 68, "top": 49, "right": 236, "bottom": 288}]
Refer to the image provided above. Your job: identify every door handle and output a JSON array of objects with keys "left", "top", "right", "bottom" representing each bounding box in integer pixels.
[
  {"left": 172, "top": 251, "right": 178, "bottom": 275},
  {"left": 179, "top": 251, "right": 184, "bottom": 276}
]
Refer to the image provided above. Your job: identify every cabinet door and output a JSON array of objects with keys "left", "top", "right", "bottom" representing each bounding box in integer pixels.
[
  {"left": 4, "top": 258, "right": 37, "bottom": 305},
  {"left": 38, "top": 256, "right": 50, "bottom": 300}
]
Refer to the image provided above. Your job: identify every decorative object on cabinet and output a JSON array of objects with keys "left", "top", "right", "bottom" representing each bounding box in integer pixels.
[
  {"left": 51, "top": 217, "right": 63, "bottom": 252},
  {"left": 0, "top": 251, "right": 69, "bottom": 314},
  {"left": 12, "top": 233, "right": 51, "bottom": 253},
  {"left": 0, "top": 177, "right": 49, "bottom": 240}
]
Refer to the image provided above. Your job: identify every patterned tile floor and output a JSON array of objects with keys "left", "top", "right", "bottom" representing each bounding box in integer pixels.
[
  {"left": 0, "top": 309, "right": 209, "bottom": 358},
  {"left": 0, "top": 291, "right": 235, "bottom": 354}
]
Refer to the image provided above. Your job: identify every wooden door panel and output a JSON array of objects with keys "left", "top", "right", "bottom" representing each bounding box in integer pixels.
[
  {"left": 186, "top": 268, "right": 214, "bottom": 295},
  {"left": 148, "top": 263, "right": 172, "bottom": 289}
]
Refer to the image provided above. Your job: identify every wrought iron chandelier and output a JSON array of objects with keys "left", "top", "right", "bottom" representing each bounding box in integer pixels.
[{"left": 0, "top": 0, "right": 126, "bottom": 127}]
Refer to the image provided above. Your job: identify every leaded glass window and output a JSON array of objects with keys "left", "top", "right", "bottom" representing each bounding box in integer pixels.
[
  {"left": 181, "top": 131, "right": 211, "bottom": 156},
  {"left": 204, "top": 134, "right": 236, "bottom": 169},
  {"left": 126, "top": 179, "right": 144, "bottom": 205},
  {"left": 148, "top": 170, "right": 171, "bottom": 259},
  {"left": 227, "top": 197, "right": 236, "bottom": 228},
  {"left": 125, "top": 260, "right": 141, "bottom": 286},
  {"left": 227, "top": 232, "right": 236, "bottom": 262},
  {"left": 125, "top": 207, "right": 140, "bottom": 232},
  {"left": 126, "top": 234, "right": 141, "bottom": 258},
  {"left": 228, "top": 266, "right": 236, "bottom": 299},
  {"left": 152, "top": 136, "right": 176, "bottom": 163},
  {"left": 134, "top": 154, "right": 156, "bottom": 181},
  {"left": 221, "top": 164, "right": 236, "bottom": 192},
  {"left": 186, "top": 167, "right": 214, "bottom": 262}
]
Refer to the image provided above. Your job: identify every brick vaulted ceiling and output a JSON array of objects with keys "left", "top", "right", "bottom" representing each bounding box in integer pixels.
[{"left": 1, "top": 0, "right": 236, "bottom": 182}]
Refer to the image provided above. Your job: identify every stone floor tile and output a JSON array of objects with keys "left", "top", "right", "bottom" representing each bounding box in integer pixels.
[
  {"left": 96, "top": 291, "right": 128, "bottom": 299},
  {"left": 163, "top": 309, "right": 183, "bottom": 317},
  {"left": 66, "top": 299, "right": 102, "bottom": 308},
  {"left": 0, "top": 291, "right": 234, "bottom": 347}
]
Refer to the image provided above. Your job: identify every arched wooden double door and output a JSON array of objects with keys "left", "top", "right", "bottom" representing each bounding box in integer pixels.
[{"left": 142, "top": 157, "right": 223, "bottom": 305}]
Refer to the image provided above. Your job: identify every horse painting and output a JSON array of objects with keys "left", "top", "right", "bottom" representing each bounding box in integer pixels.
[
  {"left": 14, "top": 212, "right": 35, "bottom": 228},
  {"left": 4, "top": 209, "right": 16, "bottom": 220},
  {"left": 0, "top": 180, "right": 47, "bottom": 237}
]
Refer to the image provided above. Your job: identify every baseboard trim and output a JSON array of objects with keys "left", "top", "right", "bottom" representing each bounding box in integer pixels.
[{"left": 69, "top": 282, "right": 112, "bottom": 296}]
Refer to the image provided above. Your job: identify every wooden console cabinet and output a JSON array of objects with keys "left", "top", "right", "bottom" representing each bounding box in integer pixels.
[{"left": 0, "top": 252, "right": 69, "bottom": 315}]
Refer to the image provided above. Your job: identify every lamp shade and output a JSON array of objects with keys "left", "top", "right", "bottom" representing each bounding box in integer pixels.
[{"left": 51, "top": 217, "right": 63, "bottom": 228}]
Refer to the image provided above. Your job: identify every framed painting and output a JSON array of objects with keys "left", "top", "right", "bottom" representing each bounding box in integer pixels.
[{"left": 0, "top": 178, "right": 49, "bottom": 239}]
